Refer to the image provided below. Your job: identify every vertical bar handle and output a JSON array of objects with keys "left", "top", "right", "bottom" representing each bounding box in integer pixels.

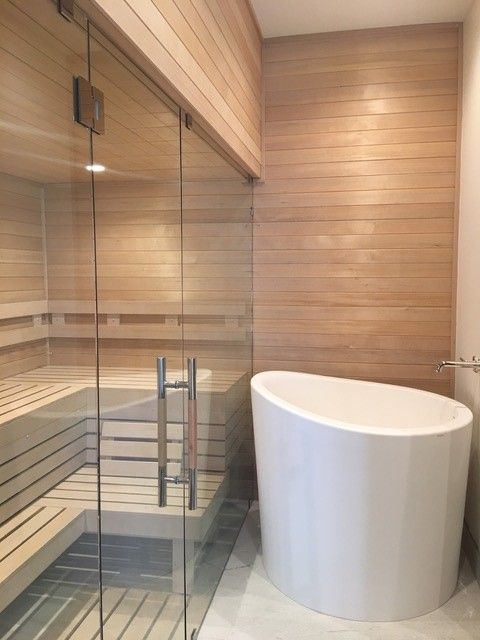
[
  {"left": 187, "top": 357, "right": 198, "bottom": 510},
  {"left": 157, "top": 356, "right": 168, "bottom": 507}
]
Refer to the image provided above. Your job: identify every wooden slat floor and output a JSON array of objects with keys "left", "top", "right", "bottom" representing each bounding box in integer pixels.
[
  {"left": 0, "top": 502, "right": 248, "bottom": 640},
  {"left": 0, "top": 534, "right": 185, "bottom": 640},
  {"left": 0, "top": 434, "right": 226, "bottom": 602}
]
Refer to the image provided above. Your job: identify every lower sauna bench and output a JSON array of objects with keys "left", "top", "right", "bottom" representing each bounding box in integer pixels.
[
  {"left": 0, "top": 468, "right": 226, "bottom": 613},
  {"left": 0, "top": 505, "right": 85, "bottom": 612},
  {"left": 0, "top": 371, "right": 239, "bottom": 615},
  {"left": 40, "top": 466, "right": 226, "bottom": 593}
]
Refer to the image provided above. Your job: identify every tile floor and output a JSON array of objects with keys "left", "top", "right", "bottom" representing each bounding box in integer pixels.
[{"left": 198, "top": 504, "right": 480, "bottom": 640}]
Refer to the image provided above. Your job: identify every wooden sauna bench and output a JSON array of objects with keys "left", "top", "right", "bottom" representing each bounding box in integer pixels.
[{"left": 0, "top": 366, "right": 250, "bottom": 612}]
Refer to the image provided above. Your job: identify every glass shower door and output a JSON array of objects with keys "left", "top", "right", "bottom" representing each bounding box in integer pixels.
[
  {"left": 180, "top": 119, "right": 254, "bottom": 637},
  {"left": 88, "top": 25, "right": 189, "bottom": 639},
  {"left": 0, "top": 1, "right": 101, "bottom": 638}
]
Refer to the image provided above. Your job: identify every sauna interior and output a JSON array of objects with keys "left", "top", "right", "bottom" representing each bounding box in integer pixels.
[
  {"left": 0, "top": 2, "right": 254, "bottom": 638},
  {"left": 1, "top": 0, "right": 480, "bottom": 638}
]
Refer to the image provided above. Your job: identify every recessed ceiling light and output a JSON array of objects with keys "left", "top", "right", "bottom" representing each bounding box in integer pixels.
[{"left": 85, "top": 164, "right": 106, "bottom": 173}]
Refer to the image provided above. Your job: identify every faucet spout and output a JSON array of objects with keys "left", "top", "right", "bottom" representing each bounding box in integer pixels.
[{"left": 435, "top": 356, "right": 480, "bottom": 374}]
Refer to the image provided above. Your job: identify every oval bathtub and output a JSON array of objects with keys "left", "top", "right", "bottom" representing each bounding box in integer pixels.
[{"left": 251, "top": 371, "right": 473, "bottom": 622}]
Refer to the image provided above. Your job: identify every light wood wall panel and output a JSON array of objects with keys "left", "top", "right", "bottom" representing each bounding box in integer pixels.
[
  {"left": 182, "top": 126, "right": 253, "bottom": 374},
  {"left": 44, "top": 178, "right": 182, "bottom": 370},
  {"left": 0, "top": 0, "right": 96, "bottom": 378},
  {"left": 43, "top": 181, "right": 97, "bottom": 371},
  {"left": 83, "top": 0, "right": 263, "bottom": 177},
  {"left": 0, "top": 173, "right": 48, "bottom": 378},
  {"left": 38, "top": 6, "right": 254, "bottom": 377},
  {"left": 254, "top": 24, "right": 461, "bottom": 396},
  {"left": 44, "top": 164, "right": 253, "bottom": 374}
]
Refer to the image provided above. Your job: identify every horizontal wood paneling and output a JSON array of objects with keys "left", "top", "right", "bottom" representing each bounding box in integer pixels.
[
  {"left": 43, "top": 86, "right": 253, "bottom": 372},
  {"left": 182, "top": 125, "right": 253, "bottom": 374},
  {"left": 0, "top": 173, "right": 48, "bottom": 378},
  {"left": 255, "top": 24, "right": 461, "bottom": 395},
  {"left": 84, "top": 0, "right": 262, "bottom": 176},
  {"left": 44, "top": 169, "right": 253, "bottom": 373},
  {"left": 0, "top": 0, "right": 92, "bottom": 183}
]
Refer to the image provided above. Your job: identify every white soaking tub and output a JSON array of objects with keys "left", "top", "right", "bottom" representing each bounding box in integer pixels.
[{"left": 251, "top": 371, "right": 473, "bottom": 622}]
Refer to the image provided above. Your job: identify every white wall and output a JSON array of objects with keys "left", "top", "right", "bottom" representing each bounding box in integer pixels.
[{"left": 456, "top": 0, "right": 480, "bottom": 550}]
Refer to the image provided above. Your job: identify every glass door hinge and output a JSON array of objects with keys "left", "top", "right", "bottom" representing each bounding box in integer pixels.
[{"left": 73, "top": 76, "right": 105, "bottom": 134}]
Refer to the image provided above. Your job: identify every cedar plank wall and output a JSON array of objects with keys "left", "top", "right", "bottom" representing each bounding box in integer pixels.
[
  {"left": 43, "top": 182, "right": 97, "bottom": 370},
  {"left": 254, "top": 24, "right": 461, "bottom": 396},
  {"left": 87, "top": 0, "right": 263, "bottom": 177},
  {"left": 0, "top": 174, "right": 48, "bottom": 379},
  {"left": 182, "top": 129, "right": 253, "bottom": 373},
  {"left": 44, "top": 168, "right": 253, "bottom": 373}
]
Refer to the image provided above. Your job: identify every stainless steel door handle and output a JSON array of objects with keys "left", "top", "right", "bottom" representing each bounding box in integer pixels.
[
  {"left": 187, "top": 357, "right": 198, "bottom": 511},
  {"left": 156, "top": 356, "right": 198, "bottom": 510},
  {"left": 157, "top": 356, "right": 168, "bottom": 507}
]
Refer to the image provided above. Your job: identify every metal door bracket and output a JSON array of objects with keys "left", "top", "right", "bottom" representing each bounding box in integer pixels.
[
  {"left": 185, "top": 112, "right": 193, "bottom": 130},
  {"left": 58, "top": 0, "right": 74, "bottom": 21},
  {"left": 73, "top": 76, "right": 105, "bottom": 134}
]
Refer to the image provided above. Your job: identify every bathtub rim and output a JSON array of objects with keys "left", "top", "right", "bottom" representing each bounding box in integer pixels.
[{"left": 251, "top": 370, "right": 472, "bottom": 437}]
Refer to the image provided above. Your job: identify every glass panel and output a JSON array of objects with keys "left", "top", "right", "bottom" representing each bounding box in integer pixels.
[
  {"left": 88, "top": 26, "right": 187, "bottom": 639},
  {"left": 0, "top": 1, "right": 100, "bottom": 638},
  {"left": 180, "top": 121, "right": 254, "bottom": 637}
]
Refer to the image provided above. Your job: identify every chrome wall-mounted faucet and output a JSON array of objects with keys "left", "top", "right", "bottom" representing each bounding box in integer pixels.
[{"left": 435, "top": 356, "right": 480, "bottom": 374}]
